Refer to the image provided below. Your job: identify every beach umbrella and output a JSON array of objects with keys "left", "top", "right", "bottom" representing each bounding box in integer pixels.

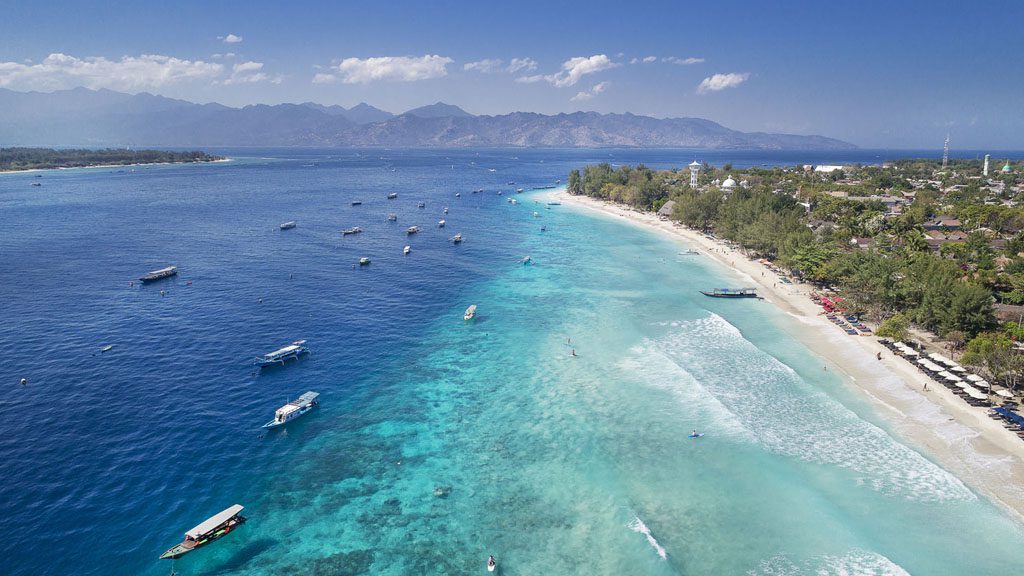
[
  {"left": 996, "top": 390, "right": 1014, "bottom": 399},
  {"left": 966, "top": 374, "right": 985, "bottom": 382},
  {"left": 950, "top": 365, "right": 966, "bottom": 372}
]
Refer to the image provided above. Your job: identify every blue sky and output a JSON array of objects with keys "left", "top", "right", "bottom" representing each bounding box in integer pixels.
[{"left": 2, "top": 0, "right": 1022, "bottom": 148}]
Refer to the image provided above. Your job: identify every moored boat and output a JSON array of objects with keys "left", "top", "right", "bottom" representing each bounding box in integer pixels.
[
  {"left": 351, "top": 200, "right": 362, "bottom": 206},
  {"left": 279, "top": 221, "right": 296, "bottom": 230},
  {"left": 438, "top": 219, "right": 446, "bottom": 227},
  {"left": 387, "top": 213, "right": 398, "bottom": 221},
  {"left": 404, "top": 245, "right": 411, "bottom": 255},
  {"left": 522, "top": 256, "right": 532, "bottom": 265},
  {"left": 359, "top": 257, "right": 371, "bottom": 265},
  {"left": 159, "top": 505, "right": 246, "bottom": 559},
  {"left": 699, "top": 288, "right": 758, "bottom": 298},
  {"left": 342, "top": 227, "right": 362, "bottom": 235},
  {"left": 443, "top": 207, "right": 449, "bottom": 214},
  {"left": 140, "top": 266, "right": 177, "bottom": 283},
  {"left": 451, "top": 233, "right": 463, "bottom": 243},
  {"left": 254, "top": 340, "right": 309, "bottom": 367},
  {"left": 517, "top": 188, "right": 524, "bottom": 193},
  {"left": 417, "top": 202, "right": 425, "bottom": 208},
  {"left": 464, "top": 304, "right": 477, "bottom": 320},
  {"left": 387, "top": 192, "right": 398, "bottom": 199},
  {"left": 407, "top": 226, "right": 419, "bottom": 234},
  {"left": 263, "top": 392, "right": 319, "bottom": 429}
]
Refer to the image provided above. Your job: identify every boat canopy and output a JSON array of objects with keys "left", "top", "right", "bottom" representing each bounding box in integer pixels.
[
  {"left": 185, "top": 505, "right": 243, "bottom": 539},
  {"left": 291, "top": 391, "right": 319, "bottom": 405}
]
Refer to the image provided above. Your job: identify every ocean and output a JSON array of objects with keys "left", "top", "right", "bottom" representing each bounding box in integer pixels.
[{"left": 2, "top": 148, "right": 1023, "bottom": 575}]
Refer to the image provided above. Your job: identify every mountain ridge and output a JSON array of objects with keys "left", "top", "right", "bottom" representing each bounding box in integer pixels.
[{"left": 0, "top": 88, "right": 856, "bottom": 149}]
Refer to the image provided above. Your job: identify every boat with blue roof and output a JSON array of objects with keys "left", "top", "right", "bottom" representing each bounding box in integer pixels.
[{"left": 263, "top": 391, "right": 320, "bottom": 429}]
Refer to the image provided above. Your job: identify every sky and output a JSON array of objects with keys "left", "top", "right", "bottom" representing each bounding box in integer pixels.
[{"left": 1, "top": 0, "right": 1022, "bottom": 149}]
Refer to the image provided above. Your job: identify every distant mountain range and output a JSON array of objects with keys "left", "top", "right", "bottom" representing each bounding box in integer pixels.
[{"left": 0, "top": 87, "right": 856, "bottom": 150}]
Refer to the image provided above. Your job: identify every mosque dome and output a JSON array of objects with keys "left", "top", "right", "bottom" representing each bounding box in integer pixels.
[
  {"left": 722, "top": 175, "right": 737, "bottom": 188},
  {"left": 1003, "top": 161, "right": 1013, "bottom": 173}
]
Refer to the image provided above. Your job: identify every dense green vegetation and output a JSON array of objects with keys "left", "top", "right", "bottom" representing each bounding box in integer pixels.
[
  {"left": 0, "top": 148, "right": 221, "bottom": 172},
  {"left": 568, "top": 161, "right": 1008, "bottom": 342}
]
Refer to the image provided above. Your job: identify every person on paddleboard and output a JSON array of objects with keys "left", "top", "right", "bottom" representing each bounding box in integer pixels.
[{"left": 488, "top": 555, "right": 496, "bottom": 571}]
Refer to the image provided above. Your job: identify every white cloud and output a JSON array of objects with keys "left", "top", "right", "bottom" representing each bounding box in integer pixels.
[
  {"left": 696, "top": 72, "right": 749, "bottom": 94},
  {"left": 629, "top": 57, "right": 638, "bottom": 64},
  {"left": 642, "top": 56, "right": 658, "bottom": 63},
  {"left": 514, "top": 74, "right": 545, "bottom": 84},
  {"left": 312, "top": 72, "right": 337, "bottom": 84},
  {"left": 665, "top": 56, "right": 704, "bottom": 65},
  {"left": 507, "top": 57, "right": 537, "bottom": 73},
  {"left": 570, "top": 81, "right": 610, "bottom": 101},
  {"left": 545, "top": 54, "right": 618, "bottom": 87},
  {"left": 330, "top": 55, "right": 452, "bottom": 84},
  {"left": 220, "top": 34, "right": 243, "bottom": 44},
  {"left": 0, "top": 53, "right": 223, "bottom": 91},
  {"left": 210, "top": 52, "right": 236, "bottom": 60},
  {"left": 464, "top": 58, "right": 504, "bottom": 73},
  {"left": 222, "top": 61, "right": 280, "bottom": 85}
]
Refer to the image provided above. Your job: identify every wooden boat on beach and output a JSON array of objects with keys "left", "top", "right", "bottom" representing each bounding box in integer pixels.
[
  {"left": 700, "top": 288, "right": 758, "bottom": 299},
  {"left": 160, "top": 505, "right": 246, "bottom": 559}
]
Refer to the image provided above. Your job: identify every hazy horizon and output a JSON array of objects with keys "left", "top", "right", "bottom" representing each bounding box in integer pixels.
[{"left": 2, "top": 0, "right": 1022, "bottom": 149}]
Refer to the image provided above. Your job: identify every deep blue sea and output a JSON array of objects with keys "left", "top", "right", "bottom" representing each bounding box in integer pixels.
[{"left": 2, "top": 148, "right": 1024, "bottom": 575}]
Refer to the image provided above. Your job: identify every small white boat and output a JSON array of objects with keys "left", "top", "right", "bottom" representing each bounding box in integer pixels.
[
  {"left": 140, "top": 266, "right": 177, "bottom": 283},
  {"left": 438, "top": 219, "right": 446, "bottom": 228},
  {"left": 404, "top": 246, "right": 411, "bottom": 255},
  {"left": 100, "top": 344, "right": 114, "bottom": 353},
  {"left": 497, "top": 191, "right": 503, "bottom": 196},
  {"left": 417, "top": 202, "right": 425, "bottom": 208},
  {"left": 387, "top": 213, "right": 398, "bottom": 221},
  {"left": 464, "top": 304, "right": 477, "bottom": 321},
  {"left": 679, "top": 249, "right": 700, "bottom": 256},
  {"left": 262, "top": 391, "right": 319, "bottom": 429},
  {"left": 510, "top": 198, "right": 517, "bottom": 205},
  {"left": 407, "top": 226, "right": 419, "bottom": 234},
  {"left": 342, "top": 227, "right": 362, "bottom": 235},
  {"left": 455, "top": 192, "right": 461, "bottom": 197},
  {"left": 279, "top": 221, "right": 296, "bottom": 230},
  {"left": 451, "top": 233, "right": 463, "bottom": 243},
  {"left": 487, "top": 556, "right": 496, "bottom": 572},
  {"left": 359, "top": 257, "right": 371, "bottom": 266},
  {"left": 387, "top": 192, "right": 398, "bottom": 199},
  {"left": 516, "top": 188, "right": 524, "bottom": 193},
  {"left": 522, "top": 256, "right": 532, "bottom": 265},
  {"left": 532, "top": 211, "right": 540, "bottom": 218},
  {"left": 443, "top": 207, "right": 449, "bottom": 214},
  {"left": 351, "top": 201, "right": 362, "bottom": 206}
]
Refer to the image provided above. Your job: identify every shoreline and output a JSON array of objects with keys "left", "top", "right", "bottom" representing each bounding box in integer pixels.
[
  {"left": 553, "top": 190, "right": 1024, "bottom": 521},
  {"left": 0, "top": 157, "right": 231, "bottom": 175}
]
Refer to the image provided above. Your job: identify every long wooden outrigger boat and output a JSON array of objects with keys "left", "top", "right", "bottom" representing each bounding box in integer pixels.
[
  {"left": 160, "top": 504, "right": 246, "bottom": 560},
  {"left": 699, "top": 288, "right": 758, "bottom": 299},
  {"left": 139, "top": 266, "right": 177, "bottom": 283},
  {"left": 254, "top": 340, "right": 309, "bottom": 367}
]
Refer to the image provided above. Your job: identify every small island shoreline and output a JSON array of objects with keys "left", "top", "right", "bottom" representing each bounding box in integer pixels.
[
  {"left": 552, "top": 188, "right": 1024, "bottom": 521},
  {"left": 0, "top": 157, "right": 232, "bottom": 175},
  {"left": 0, "top": 147, "right": 227, "bottom": 174}
]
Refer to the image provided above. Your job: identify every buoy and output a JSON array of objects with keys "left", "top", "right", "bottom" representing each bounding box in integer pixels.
[
  {"left": 160, "top": 290, "right": 166, "bottom": 297},
  {"left": 20, "top": 378, "right": 28, "bottom": 386}
]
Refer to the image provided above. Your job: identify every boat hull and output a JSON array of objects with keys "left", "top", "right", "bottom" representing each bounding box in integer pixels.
[
  {"left": 699, "top": 291, "right": 758, "bottom": 298},
  {"left": 159, "top": 516, "right": 246, "bottom": 559}
]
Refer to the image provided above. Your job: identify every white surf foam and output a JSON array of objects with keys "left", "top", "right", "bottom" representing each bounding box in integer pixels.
[
  {"left": 749, "top": 549, "right": 910, "bottom": 576},
  {"left": 631, "top": 313, "right": 974, "bottom": 502},
  {"left": 626, "top": 516, "right": 667, "bottom": 560}
]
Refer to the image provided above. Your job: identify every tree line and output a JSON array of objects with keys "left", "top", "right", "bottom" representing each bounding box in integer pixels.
[{"left": 1, "top": 148, "right": 222, "bottom": 172}]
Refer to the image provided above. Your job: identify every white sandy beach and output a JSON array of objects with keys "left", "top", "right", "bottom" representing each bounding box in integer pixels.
[{"left": 554, "top": 190, "right": 1024, "bottom": 520}]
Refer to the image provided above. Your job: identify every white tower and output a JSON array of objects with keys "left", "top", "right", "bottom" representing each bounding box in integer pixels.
[
  {"left": 688, "top": 160, "right": 701, "bottom": 188},
  {"left": 984, "top": 154, "right": 990, "bottom": 176},
  {"left": 942, "top": 134, "right": 950, "bottom": 169}
]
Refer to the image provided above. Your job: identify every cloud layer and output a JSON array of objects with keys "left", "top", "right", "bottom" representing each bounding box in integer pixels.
[
  {"left": 570, "top": 80, "right": 610, "bottom": 101},
  {"left": 545, "top": 54, "right": 618, "bottom": 87},
  {"left": 697, "top": 72, "right": 749, "bottom": 93},
  {"left": 315, "top": 55, "right": 453, "bottom": 84},
  {"left": 0, "top": 53, "right": 223, "bottom": 91},
  {"left": 463, "top": 59, "right": 504, "bottom": 73}
]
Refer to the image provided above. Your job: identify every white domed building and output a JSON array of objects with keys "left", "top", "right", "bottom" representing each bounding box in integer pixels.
[{"left": 721, "top": 175, "right": 737, "bottom": 191}]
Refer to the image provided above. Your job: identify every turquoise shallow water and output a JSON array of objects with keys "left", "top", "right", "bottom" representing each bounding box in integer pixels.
[{"left": 2, "top": 149, "right": 1024, "bottom": 575}]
